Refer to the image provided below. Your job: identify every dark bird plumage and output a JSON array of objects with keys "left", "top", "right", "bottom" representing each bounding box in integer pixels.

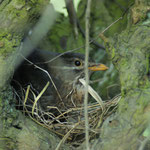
[{"left": 12, "top": 49, "right": 108, "bottom": 112}]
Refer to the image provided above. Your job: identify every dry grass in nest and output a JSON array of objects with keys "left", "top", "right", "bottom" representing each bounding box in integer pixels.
[{"left": 13, "top": 81, "right": 121, "bottom": 147}]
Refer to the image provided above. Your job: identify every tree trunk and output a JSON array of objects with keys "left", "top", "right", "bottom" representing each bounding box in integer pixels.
[
  {"left": 0, "top": 1, "right": 70, "bottom": 149},
  {"left": 90, "top": 0, "right": 150, "bottom": 149}
]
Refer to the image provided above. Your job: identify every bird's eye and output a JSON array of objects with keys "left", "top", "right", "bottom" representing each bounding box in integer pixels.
[{"left": 75, "top": 60, "right": 82, "bottom": 66}]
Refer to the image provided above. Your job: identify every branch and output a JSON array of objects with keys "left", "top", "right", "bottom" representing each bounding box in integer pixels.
[{"left": 84, "top": 0, "right": 92, "bottom": 149}]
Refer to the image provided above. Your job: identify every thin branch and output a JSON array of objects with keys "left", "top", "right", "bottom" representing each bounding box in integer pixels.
[
  {"left": 65, "top": 0, "right": 105, "bottom": 49},
  {"left": 65, "top": 0, "right": 78, "bottom": 37},
  {"left": 84, "top": 0, "right": 92, "bottom": 149},
  {"left": 77, "top": 19, "right": 105, "bottom": 49}
]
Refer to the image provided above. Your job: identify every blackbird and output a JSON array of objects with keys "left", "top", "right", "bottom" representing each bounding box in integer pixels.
[{"left": 13, "top": 49, "right": 108, "bottom": 112}]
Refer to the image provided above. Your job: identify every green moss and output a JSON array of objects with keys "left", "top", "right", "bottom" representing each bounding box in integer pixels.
[
  {"left": 0, "top": 87, "right": 19, "bottom": 149},
  {"left": 0, "top": 35, "right": 20, "bottom": 57},
  {"left": 0, "top": 1, "right": 27, "bottom": 32},
  {"left": 0, "top": 0, "right": 50, "bottom": 58},
  {"left": 117, "top": 88, "right": 150, "bottom": 129},
  {"left": 110, "top": 25, "right": 150, "bottom": 92}
]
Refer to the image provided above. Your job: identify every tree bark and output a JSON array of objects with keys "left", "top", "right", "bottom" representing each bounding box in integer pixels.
[
  {"left": 90, "top": 0, "right": 150, "bottom": 149},
  {"left": 0, "top": 1, "right": 70, "bottom": 149}
]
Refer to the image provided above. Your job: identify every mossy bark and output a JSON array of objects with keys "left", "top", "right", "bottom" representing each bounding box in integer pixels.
[
  {"left": 1, "top": 0, "right": 148, "bottom": 149},
  {"left": 90, "top": 1, "right": 150, "bottom": 150},
  {"left": 0, "top": 1, "right": 70, "bottom": 150},
  {"left": 0, "top": 0, "right": 49, "bottom": 88}
]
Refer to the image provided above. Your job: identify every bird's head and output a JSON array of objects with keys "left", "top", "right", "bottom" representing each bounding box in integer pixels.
[{"left": 48, "top": 52, "right": 108, "bottom": 83}]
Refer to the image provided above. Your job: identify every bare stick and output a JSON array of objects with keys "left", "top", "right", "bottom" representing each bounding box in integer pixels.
[{"left": 84, "top": 0, "right": 92, "bottom": 149}]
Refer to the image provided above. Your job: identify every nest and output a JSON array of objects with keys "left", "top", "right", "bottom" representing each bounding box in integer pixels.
[{"left": 13, "top": 81, "right": 121, "bottom": 147}]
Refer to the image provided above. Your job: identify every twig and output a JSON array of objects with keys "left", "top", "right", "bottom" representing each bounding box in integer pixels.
[
  {"left": 84, "top": 0, "right": 92, "bottom": 149},
  {"left": 24, "top": 85, "right": 30, "bottom": 106},
  {"left": 32, "top": 81, "right": 50, "bottom": 115},
  {"left": 65, "top": 0, "right": 78, "bottom": 37},
  {"left": 77, "top": 19, "right": 105, "bottom": 49},
  {"left": 65, "top": 0, "right": 105, "bottom": 49},
  {"left": 55, "top": 122, "right": 80, "bottom": 150}
]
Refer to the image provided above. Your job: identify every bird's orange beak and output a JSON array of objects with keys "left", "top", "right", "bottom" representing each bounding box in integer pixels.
[{"left": 88, "top": 64, "right": 108, "bottom": 71}]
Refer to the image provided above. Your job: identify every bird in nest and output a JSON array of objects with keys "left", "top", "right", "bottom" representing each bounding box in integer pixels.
[{"left": 12, "top": 49, "right": 108, "bottom": 113}]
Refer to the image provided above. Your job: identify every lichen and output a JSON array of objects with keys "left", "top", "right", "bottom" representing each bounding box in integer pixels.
[
  {"left": 104, "top": 24, "right": 150, "bottom": 97},
  {"left": 93, "top": 2, "right": 150, "bottom": 148},
  {"left": 0, "top": 0, "right": 68, "bottom": 149},
  {"left": 0, "top": 0, "right": 50, "bottom": 58},
  {"left": 131, "top": 0, "right": 150, "bottom": 24}
]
